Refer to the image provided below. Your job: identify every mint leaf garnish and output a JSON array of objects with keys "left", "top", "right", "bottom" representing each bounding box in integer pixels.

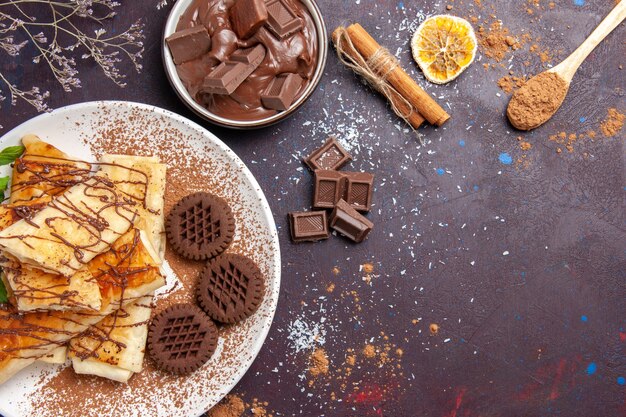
[
  {"left": 0, "top": 145, "right": 25, "bottom": 166},
  {"left": 0, "top": 276, "right": 7, "bottom": 303}
]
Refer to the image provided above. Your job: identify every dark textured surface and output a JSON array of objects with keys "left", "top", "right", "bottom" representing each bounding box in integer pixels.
[{"left": 1, "top": 1, "right": 624, "bottom": 416}]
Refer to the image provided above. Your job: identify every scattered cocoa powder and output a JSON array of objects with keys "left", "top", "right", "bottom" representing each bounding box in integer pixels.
[
  {"left": 507, "top": 72, "right": 568, "bottom": 130},
  {"left": 250, "top": 399, "right": 273, "bottom": 417},
  {"left": 207, "top": 395, "right": 246, "bottom": 417},
  {"left": 549, "top": 131, "right": 578, "bottom": 153},
  {"left": 346, "top": 354, "right": 356, "bottom": 366},
  {"left": 498, "top": 75, "right": 527, "bottom": 93},
  {"left": 309, "top": 348, "right": 330, "bottom": 378},
  {"left": 520, "top": 141, "right": 532, "bottom": 151},
  {"left": 363, "top": 344, "right": 376, "bottom": 358},
  {"left": 477, "top": 21, "right": 520, "bottom": 62},
  {"left": 600, "top": 108, "right": 625, "bottom": 137}
]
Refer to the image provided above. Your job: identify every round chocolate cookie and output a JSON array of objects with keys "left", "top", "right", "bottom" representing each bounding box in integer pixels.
[
  {"left": 166, "top": 192, "right": 235, "bottom": 260},
  {"left": 148, "top": 303, "right": 219, "bottom": 374},
  {"left": 197, "top": 254, "right": 265, "bottom": 324}
]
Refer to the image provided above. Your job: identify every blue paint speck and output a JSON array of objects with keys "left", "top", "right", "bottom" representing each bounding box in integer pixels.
[
  {"left": 398, "top": 1, "right": 405, "bottom": 9},
  {"left": 617, "top": 376, "right": 625, "bottom": 385},
  {"left": 581, "top": 315, "right": 588, "bottom": 322},
  {"left": 586, "top": 362, "right": 597, "bottom": 375},
  {"left": 473, "top": 185, "right": 479, "bottom": 191},
  {"left": 574, "top": 0, "right": 585, "bottom": 6},
  {"left": 579, "top": 117, "right": 586, "bottom": 123},
  {"left": 459, "top": 140, "right": 466, "bottom": 147},
  {"left": 436, "top": 168, "right": 445, "bottom": 176},
  {"left": 499, "top": 153, "right": 513, "bottom": 165}
]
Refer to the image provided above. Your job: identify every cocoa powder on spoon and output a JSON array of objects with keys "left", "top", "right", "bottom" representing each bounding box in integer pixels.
[{"left": 506, "top": 72, "right": 568, "bottom": 130}]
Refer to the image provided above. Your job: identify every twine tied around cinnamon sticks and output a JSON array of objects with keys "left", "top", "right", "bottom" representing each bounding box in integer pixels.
[
  {"left": 334, "top": 27, "right": 418, "bottom": 132},
  {"left": 332, "top": 24, "right": 450, "bottom": 142}
]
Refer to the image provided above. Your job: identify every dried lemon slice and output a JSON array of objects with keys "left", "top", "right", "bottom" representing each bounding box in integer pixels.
[{"left": 411, "top": 15, "right": 477, "bottom": 84}]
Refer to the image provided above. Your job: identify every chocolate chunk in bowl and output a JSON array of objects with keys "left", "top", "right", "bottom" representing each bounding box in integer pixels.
[
  {"left": 162, "top": 0, "right": 328, "bottom": 128},
  {"left": 165, "top": 26, "right": 212, "bottom": 65},
  {"left": 230, "top": 0, "right": 268, "bottom": 39}
]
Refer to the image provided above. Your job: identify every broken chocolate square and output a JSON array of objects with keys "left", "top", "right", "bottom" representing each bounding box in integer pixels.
[
  {"left": 343, "top": 172, "right": 374, "bottom": 212},
  {"left": 261, "top": 73, "right": 304, "bottom": 111},
  {"left": 313, "top": 170, "right": 345, "bottom": 209},
  {"left": 289, "top": 211, "right": 329, "bottom": 242},
  {"left": 230, "top": 0, "right": 268, "bottom": 39},
  {"left": 166, "top": 26, "right": 212, "bottom": 65},
  {"left": 201, "top": 45, "right": 266, "bottom": 95},
  {"left": 265, "top": 0, "right": 303, "bottom": 39},
  {"left": 304, "top": 137, "right": 352, "bottom": 171},
  {"left": 330, "top": 199, "right": 373, "bottom": 243}
]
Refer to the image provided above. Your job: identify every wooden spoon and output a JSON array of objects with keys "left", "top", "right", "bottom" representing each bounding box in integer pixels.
[{"left": 507, "top": 1, "right": 626, "bottom": 131}]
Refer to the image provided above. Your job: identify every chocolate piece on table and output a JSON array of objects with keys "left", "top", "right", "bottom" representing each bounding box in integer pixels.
[
  {"left": 261, "top": 73, "right": 304, "bottom": 111},
  {"left": 289, "top": 211, "right": 329, "bottom": 242},
  {"left": 330, "top": 199, "right": 374, "bottom": 243},
  {"left": 265, "top": 0, "right": 303, "bottom": 39},
  {"left": 304, "top": 137, "right": 352, "bottom": 171},
  {"left": 230, "top": 0, "right": 268, "bottom": 39},
  {"left": 201, "top": 45, "right": 266, "bottom": 95},
  {"left": 313, "top": 170, "right": 346, "bottom": 209},
  {"left": 343, "top": 172, "right": 374, "bottom": 212},
  {"left": 166, "top": 26, "right": 212, "bottom": 65}
]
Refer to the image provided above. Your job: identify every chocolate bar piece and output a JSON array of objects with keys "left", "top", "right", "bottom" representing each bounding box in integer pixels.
[
  {"left": 289, "top": 211, "right": 329, "bottom": 242},
  {"left": 230, "top": 0, "right": 268, "bottom": 39},
  {"left": 343, "top": 172, "right": 374, "bottom": 212},
  {"left": 261, "top": 73, "right": 303, "bottom": 111},
  {"left": 330, "top": 199, "right": 373, "bottom": 243},
  {"left": 166, "top": 26, "right": 212, "bottom": 65},
  {"left": 265, "top": 0, "right": 303, "bottom": 39},
  {"left": 313, "top": 170, "right": 345, "bottom": 209},
  {"left": 201, "top": 45, "right": 266, "bottom": 95},
  {"left": 304, "top": 137, "right": 352, "bottom": 171},
  {"left": 313, "top": 170, "right": 374, "bottom": 212}
]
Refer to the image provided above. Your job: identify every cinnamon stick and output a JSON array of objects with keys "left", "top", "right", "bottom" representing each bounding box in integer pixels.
[
  {"left": 332, "top": 29, "right": 426, "bottom": 130},
  {"left": 334, "top": 23, "right": 450, "bottom": 127}
]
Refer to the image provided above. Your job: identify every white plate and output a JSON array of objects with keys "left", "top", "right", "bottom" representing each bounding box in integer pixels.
[{"left": 0, "top": 101, "right": 281, "bottom": 417}]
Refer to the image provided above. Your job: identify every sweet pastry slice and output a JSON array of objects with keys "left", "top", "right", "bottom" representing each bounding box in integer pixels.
[
  {"left": 0, "top": 168, "right": 141, "bottom": 277},
  {"left": 1, "top": 265, "right": 100, "bottom": 312},
  {"left": 9, "top": 134, "right": 91, "bottom": 204},
  {"left": 0, "top": 138, "right": 100, "bottom": 311},
  {"left": 0, "top": 228, "right": 165, "bottom": 385},
  {"left": 67, "top": 155, "right": 167, "bottom": 382},
  {"left": 69, "top": 295, "right": 154, "bottom": 383},
  {"left": 98, "top": 154, "right": 167, "bottom": 260}
]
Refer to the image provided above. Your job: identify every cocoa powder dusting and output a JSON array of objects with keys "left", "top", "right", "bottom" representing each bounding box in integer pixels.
[{"left": 507, "top": 72, "right": 568, "bottom": 130}]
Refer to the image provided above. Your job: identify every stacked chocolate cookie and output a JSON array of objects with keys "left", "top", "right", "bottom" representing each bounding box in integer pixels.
[
  {"left": 289, "top": 137, "right": 375, "bottom": 243},
  {"left": 148, "top": 192, "right": 265, "bottom": 374}
]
